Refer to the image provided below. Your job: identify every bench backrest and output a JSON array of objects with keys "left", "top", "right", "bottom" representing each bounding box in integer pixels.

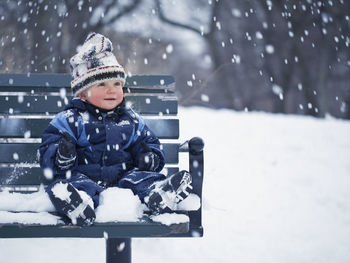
[{"left": 0, "top": 74, "right": 179, "bottom": 191}]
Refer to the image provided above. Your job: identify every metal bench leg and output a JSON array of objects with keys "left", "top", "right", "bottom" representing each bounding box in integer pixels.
[
  {"left": 188, "top": 137, "right": 204, "bottom": 236},
  {"left": 106, "top": 238, "right": 131, "bottom": 263}
]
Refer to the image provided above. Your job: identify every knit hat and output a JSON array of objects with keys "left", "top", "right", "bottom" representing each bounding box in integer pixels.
[{"left": 70, "top": 32, "right": 126, "bottom": 96}]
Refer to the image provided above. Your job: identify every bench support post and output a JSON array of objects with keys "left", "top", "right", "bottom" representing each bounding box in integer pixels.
[
  {"left": 188, "top": 137, "right": 204, "bottom": 235},
  {"left": 106, "top": 238, "right": 131, "bottom": 263}
]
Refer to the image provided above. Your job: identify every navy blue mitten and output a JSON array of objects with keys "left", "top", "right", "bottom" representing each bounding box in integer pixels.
[
  {"left": 55, "top": 132, "right": 76, "bottom": 170},
  {"left": 138, "top": 142, "right": 160, "bottom": 171}
]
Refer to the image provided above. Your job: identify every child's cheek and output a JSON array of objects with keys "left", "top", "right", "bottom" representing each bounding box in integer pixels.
[{"left": 117, "top": 90, "right": 124, "bottom": 102}]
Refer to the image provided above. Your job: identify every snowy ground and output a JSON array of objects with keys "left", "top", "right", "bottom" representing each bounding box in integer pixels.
[{"left": 1, "top": 107, "right": 350, "bottom": 263}]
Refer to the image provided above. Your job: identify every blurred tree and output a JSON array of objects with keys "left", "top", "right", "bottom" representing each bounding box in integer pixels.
[
  {"left": 0, "top": 0, "right": 349, "bottom": 119},
  {"left": 155, "top": 0, "right": 238, "bottom": 108},
  {"left": 154, "top": 0, "right": 350, "bottom": 118},
  {"left": 258, "top": 0, "right": 350, "bottom": 117},
  {"left": 0, "top": 0, "right": 141, "bottom": 73}
]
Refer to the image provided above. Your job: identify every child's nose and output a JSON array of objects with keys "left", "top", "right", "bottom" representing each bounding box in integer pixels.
[{"left": 106, "top": 85, "right": 116, "bottom": 93}]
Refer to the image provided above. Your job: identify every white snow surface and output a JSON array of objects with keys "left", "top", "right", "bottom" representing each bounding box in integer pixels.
[
  {"left": 177, "top": 193, "right": 201, "bottom": 211},
  {"left": 0, "top": 211, "right": 61, "bottom": 225},
  {"left": 95, "top": 187, "right": 145, "bottom": 222},
  {"left": 51, "top": 182, "right": 72, "bottom": 204},
  {"left": 0, "top": 183, "right": 199, "bottom": 225},
  {"left": 1, "top": 107, "right": 350, "bottom": 263},
  {"left": 0, "top": 186, "right": 55, "bottom": 212},
  {"left": 150, "top": 213, "right": 189, "bottom": 226}
]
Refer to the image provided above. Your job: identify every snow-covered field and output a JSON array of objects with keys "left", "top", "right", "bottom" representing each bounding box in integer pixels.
[{"left": 1, "top": 106, "right": 350, "bottom": 263}]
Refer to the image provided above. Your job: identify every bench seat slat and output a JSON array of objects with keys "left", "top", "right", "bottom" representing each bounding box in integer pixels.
[
  {"left": 0, "top": 143, "right": 179, "bottom": 164},
  {"left": 0, "top": 95, "right": 177, "bottom": 115},
  {"left": 0, "top": 118, "right": 179, "bottom": 139},
  {"left": 0, "top": 74, "right": 175, "bottom": 88},
  {"left": 0, "top": 87, "right": 174, "bottom": 94},
  {"left": 0, "top": 219, "right": 190, "bottom": 238},
  {"left": 0, "top": 167, "right": 179, "bottom": 186}
]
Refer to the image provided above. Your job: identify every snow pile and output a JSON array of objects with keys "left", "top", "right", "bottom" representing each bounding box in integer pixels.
[
  {"left": 150, "top": 213, "right": 189, "bottom": 226},
  {"left": 0, "top": 211, "right": 61, "bottom": 225},
  {"left": 0, "top": 186, "right": 200, "bottom": 225},
  {"left": 0, "top": 186, "right": 54, "bottom": 212},
  {"left": 95, "top": 187, "right": 145, "bottom": 222},
  {"left": 177, "top": 193, "right": 200, "bottom": 211},
  {"left": 0, "top": 187, "right": 58, "bottom": 225},
  {"left": 94, "top": 188, "right": 200, "bottom": 223},
  {"left": 50, "top": 182, "right": 73, "bottom": 203}
]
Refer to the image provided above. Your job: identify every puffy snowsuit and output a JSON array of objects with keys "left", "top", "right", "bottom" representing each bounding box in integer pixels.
[{"left": 39, "top": 98, "right": 166, "bottom": 210}]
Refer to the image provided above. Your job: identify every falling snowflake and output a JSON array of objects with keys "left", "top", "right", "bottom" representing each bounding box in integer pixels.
[
  {"left": 13, "top": 153, "right": 19, "bottom": 160},
  {"left": 17, "top": 95, "right": 24, "bottom": 103},
  {"left": 43, "top": 168, "right": 53, "bottom": 180},
  {"left": 24, "top": 130, "right": 31, "bottom": 139},
  {"left": 272, "top": 84, "right": 283, "bottom": 96},
  {"left": 265, "top": 45, "right": 275, "bottom": 54},
  {"left": 232, "top": 9, "right": 242, "bottom": 17},
  {"left": 201, "top": 94, "right": 210, "bottom": 102},
  {"left": 166, "top": 44, "right": 173, "bottom": 53},
  {"left": 256, "top": 31, "right": 263, "bottom": 39}
]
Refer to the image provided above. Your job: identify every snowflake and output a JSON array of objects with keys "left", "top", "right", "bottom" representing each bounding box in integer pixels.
[
  {"left": 79, "top": 111, "right": 90, "bottom": 124},
  {"left": 63, "top": 110, "right": 74, "bottom": 118}
]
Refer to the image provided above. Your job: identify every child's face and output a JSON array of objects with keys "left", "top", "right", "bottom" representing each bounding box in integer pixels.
[{"left": 79, "top": 80, "right": 124, "bottom": 110}]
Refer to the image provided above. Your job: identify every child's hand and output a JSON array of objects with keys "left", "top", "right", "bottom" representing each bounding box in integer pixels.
[
  {"left": 138, "top": 152, "right": 160, "bottom": 172},
  {"left": 56, "top": 132, "right": 76, "bottom": 169}
]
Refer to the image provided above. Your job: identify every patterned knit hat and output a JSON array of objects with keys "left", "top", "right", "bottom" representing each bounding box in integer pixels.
[{"left": 70, "top": 32, "right": 126, "bottom": 96}]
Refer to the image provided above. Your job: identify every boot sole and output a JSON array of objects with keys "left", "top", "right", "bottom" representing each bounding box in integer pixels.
[{"left": 49, "top": 182, "right": 96, "bottom": 226}]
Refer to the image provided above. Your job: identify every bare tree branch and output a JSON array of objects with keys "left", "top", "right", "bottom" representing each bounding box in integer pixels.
[
  {"left": 179, "top": 61, "right": 232, "bottom": 105},
  {"left": 100, "top": 0, "right": 142, "bottom": 26},
  {"left": 207, "top": 0, "right": 221, "bottom": 38},
  {"left": 154, "top": 0, "right": 203, "bottom": 36},
  {"left": 63, "top": 0, "right": 77, "bottom": 12}
]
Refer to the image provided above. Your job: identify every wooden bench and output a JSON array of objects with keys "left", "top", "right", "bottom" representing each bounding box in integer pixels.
[{"left": 0, "top": 73, "right": 204, "bottom": 263}]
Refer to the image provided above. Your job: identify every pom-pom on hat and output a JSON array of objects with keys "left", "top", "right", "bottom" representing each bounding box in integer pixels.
[{"left": 70, "top": 32, "right": 126, "bottom": 96}]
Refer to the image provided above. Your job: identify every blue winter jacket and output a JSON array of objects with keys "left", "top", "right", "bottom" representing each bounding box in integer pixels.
[{"left": 39, "top": 98, "right": 165, "bottom": 186}]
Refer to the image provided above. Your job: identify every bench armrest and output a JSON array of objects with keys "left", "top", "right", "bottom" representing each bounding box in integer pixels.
[{"left": 179, "top": 137, "right": 204, "bottom": 236}]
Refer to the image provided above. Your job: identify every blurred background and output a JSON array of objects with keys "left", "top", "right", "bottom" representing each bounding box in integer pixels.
[{"left": 0, "top": 0, "right": 349, "bottom": 119}]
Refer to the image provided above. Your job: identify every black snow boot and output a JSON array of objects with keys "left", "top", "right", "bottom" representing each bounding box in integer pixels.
[
  {"left": 48, "top": 182, "right": 96, "bottom": 226},
  {"left": 146, "top": 170, "right": 193, "bottom": 214}
]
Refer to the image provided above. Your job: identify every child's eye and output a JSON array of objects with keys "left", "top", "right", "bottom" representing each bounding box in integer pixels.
[
  {"left": 98, "top": 82, "right": 105, "bottom": 87},
  {"left": 114, "top": 82, "right": 122, "bottom": 86}
]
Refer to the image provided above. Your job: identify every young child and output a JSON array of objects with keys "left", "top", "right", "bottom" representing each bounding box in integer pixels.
[{"left": 39, "top": 33, "right": 192, "bottom": 226}]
